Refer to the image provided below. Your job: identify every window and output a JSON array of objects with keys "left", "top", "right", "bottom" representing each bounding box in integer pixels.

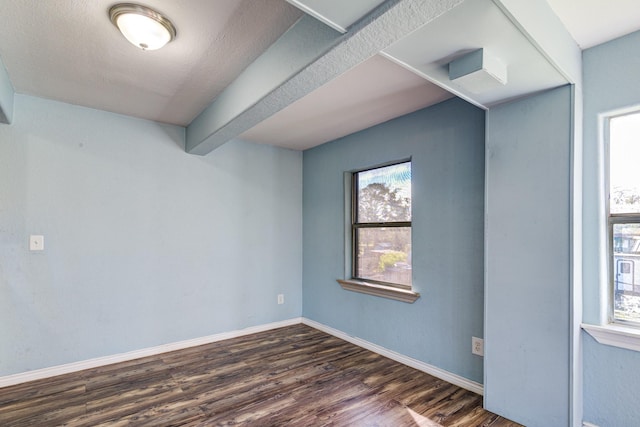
[
  {"left": 608, "top": 111, "right": 640, "bottom": 325},
  {"left": 337, "top": 161, "right": 419, "bottom": 303}
]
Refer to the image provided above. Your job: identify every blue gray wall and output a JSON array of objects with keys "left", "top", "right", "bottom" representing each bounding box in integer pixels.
[
  {"left": 0, "top": 95, "right": 302, "bottom": 376},
  {"left": 484, "top": 85, "right": 572, "bottom": 427},
  {"left": 582, "top": 30, "right": 640, "bottom": 426},
  {"left": 302, "top": 97, "right": 486, "bottom": 383}
]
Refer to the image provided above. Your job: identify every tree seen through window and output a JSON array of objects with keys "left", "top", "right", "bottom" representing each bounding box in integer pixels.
[{"left": 353, "top": 161, "right": 412, "bottom": 288}]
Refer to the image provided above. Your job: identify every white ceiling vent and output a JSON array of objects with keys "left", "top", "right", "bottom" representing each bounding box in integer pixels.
[{"left": 449, "top": 49, "right": 507, "bottom": 94}]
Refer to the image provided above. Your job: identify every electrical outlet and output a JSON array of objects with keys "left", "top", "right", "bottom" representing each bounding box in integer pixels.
[
  {"left": 277, "top": 294, "right": 284, "bottom": 305},
  {"left": 472, "top": 337, "right": 484, "bottom": 356}
]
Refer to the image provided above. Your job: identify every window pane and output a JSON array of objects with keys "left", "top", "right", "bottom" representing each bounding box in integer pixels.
[
  {"left": 610, "top": 113, "right": 640, "bottom": 214},
  {"left": 356, "top": 227, "right": 411, "bottom": 286},
  {"left": 613, "top": 223, "right": 640, "bottom": 323},
  {"left": 357, "top": 162, "right": 411, "bottom": 223}
]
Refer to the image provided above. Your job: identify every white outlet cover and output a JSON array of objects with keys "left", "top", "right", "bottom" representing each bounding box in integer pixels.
[
  {"left": 29, "top": 235, "right": 44, "bottom": 251},
  {"left": 472, "top": 336, "right": 484, "bottom": 356}
]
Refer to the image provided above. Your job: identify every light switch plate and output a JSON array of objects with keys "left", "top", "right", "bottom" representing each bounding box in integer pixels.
[{"left": 30, "top": 235, "right": 44, "bottom": 251}]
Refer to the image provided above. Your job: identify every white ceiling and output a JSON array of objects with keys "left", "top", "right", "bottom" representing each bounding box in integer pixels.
[
  {"left": 0, "top": 0, "right": 301, "bottom": 126},
  {"left": 1, "top": 0, "right": 640, "bottom": 151},
  {"left": 546, "top": 0, "right": 640, "bottom": 49},
  {"left": 240, "top": 55, "right": 452, "bottom": 150}
]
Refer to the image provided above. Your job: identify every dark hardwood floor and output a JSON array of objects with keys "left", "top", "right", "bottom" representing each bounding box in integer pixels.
[{"left": 0, "top": 324, "right": 521, "bottom": 426}]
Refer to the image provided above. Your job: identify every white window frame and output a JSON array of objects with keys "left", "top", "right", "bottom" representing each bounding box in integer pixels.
[
  {"left": 605, "top": 110, "right": 640, "bottom": 327},
  {"left": 583, "top": 106, "right": 640, "bottom": 352}
]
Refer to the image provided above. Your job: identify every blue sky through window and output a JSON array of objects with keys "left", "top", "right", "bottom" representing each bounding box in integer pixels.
[{"left": 358, "top": 162, "right": 411, "bottom": 199}]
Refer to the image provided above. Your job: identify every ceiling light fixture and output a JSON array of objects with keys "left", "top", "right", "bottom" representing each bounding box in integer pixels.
[{"left": 109, "top": 3, "right": 176, "bottom": 51}]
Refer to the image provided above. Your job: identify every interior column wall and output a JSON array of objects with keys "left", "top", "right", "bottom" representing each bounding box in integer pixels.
[{"left": 485, "top": 85, "right": 572, "bottom": 426}]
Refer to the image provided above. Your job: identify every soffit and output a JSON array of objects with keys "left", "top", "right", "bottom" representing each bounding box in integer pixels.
[{"left": 240, "top": 54, "right": 453, "bottom": 151}]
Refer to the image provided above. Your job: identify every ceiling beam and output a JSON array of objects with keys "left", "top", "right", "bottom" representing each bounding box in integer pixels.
[
  {"left": 492, "top": 0, "right": 581, "bottom": 86},
  {"left": 0, "top": 55, "right": 14, "bottom": 124},
  {"left": 185, "top": 0, "right": 465, "bottom": 155},
  {"left": 285, "top": 0, "right": 387, "bottom": 33},
  {"left": 186, "top": 14, "right": 339, "bottom": 155}
]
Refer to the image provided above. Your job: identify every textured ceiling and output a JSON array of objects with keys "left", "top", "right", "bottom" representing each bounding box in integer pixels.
[
  {"left": 1, "top": 0, "right": 640, "bottom": 151},
  {"left": 0, "top": 0, "right": 301, "bottom": 126}
]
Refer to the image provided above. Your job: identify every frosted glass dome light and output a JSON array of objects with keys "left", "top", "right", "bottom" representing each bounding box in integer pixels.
[{"left": 109, "top": 4, "right": 176, "bottom": 51}]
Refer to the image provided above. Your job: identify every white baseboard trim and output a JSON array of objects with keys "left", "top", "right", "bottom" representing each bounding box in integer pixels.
[
  {"left": 583, "top": 422, "right": 600, "bottom": 427},
  {"left": 0, "top": 317, "right": 302, "bottom": 389},
  {"left": 302, "top": 317, "right": 484, "bottom": 396},
  {"left": 2, "top": 316, "right": 482, "bottom": 397}
]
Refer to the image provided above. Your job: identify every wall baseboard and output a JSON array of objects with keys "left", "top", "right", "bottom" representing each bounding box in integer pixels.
[
  {"left": 1, "top": 316, "right": 482, "bottom": 397},
  {"left": 302, "top": 317, "right": 484, "bottom": 395},
  {"left": 583, "top": 422, "right": 600, "bottom": 427},
  {"left": 0, "top": 317, "right": 302, "bottom": 388}
]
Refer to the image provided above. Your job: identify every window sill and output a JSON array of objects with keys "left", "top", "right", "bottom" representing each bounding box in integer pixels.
[
  {"left": 337, "top": 279, "right": 420, "bottom": 303},
  {"left": 582, "top": 323, "right": 640, "bottom": 352}
]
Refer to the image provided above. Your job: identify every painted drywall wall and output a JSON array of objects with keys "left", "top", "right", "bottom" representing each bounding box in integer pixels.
[
  {"left": 0, "top": 95, "right": 302, "bottom": 376},
  {"left": 484, "top": 85, "right": 572, "bottom": 427},
  {"left": 582, "top": 30, "right": 640, "bottom": 426},
  {"left": 302, "top": 97, "right": 486, "bottom": 383},
  {"left": 583, "top": 334, "right": 640, "bottom": 425},
  {"left": 0, "top": 55, "right": 13, "bottom": 124}
]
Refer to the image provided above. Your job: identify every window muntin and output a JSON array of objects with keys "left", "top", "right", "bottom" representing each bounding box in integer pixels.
[
  {"left": 353, "top": 161, "right": 411, "bottom": 289},
  {"left": 609, "top": 112, "right": 640, "bottom": 324}
]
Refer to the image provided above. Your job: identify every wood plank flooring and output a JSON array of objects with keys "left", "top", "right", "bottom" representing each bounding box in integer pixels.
[{"left": 0, "top": 324, "right": 522, "bottom": 426}]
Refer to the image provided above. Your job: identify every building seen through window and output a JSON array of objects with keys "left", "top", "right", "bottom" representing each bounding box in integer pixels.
[{"left": 609, "top": 111, "right": 640, "bottom": 324}]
